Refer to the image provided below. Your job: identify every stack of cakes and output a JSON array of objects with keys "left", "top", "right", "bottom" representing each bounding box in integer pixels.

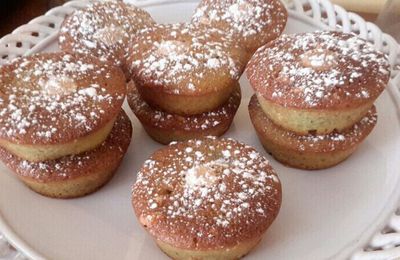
[
  {"left": 125, "top": 23, "right": 244, "bottom": 144},
  {"left": 247, "top": 31, "right": 390, "bottom": 170},
  {"left": 0, "top": 52, "right": 131, "bottom": 198},
  {"left": 126, "top": 0, "right": 288, "bottom": 144}
]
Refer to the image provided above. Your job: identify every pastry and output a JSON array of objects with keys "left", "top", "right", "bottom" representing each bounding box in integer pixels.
[
  {"left": 249, "top": 95, "right": 377, "bottom": 169},
  {"left": 127, "top": 23, "right": 245, "bottom": 115},
  {"left": 59, "top": 1, "right": 155, "bottom": 76},
  {"left": 132, "top": 137, "right": 281, "bottom": 259},
  {"left": 246, "top": 31, "right": 390, "bottom": 134},
  {"left": 0, "top": 111, "right": 132, "bottom": 198},
  {"left": 127, "top": 81, "right": 241, "bottom": 144},
  {"left": 191, "top": 0, "right": 287, "bottom": 54},
  {"left": 0, "top": 52, "right": 126, "bottom": 162}
]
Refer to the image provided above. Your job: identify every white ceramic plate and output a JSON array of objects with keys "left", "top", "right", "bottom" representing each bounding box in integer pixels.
[{"left": 1, "top": 1, "right": 400, "bottom": 260}]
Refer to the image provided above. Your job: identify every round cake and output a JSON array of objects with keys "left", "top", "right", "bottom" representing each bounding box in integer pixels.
[
  {"left": 127, "top": 23, "right": 245, "bottom": 115},
  {"left": 246, "top": 31, "right": 390, "bottom": 134},
  {"left": 59, "top": 1, "right": 155, "bottom": 76},
  {"left": 248, "top": 95, "right": 378, "bottom": 169},
  {"left": 0, "top": 52, "right": 126, "bottom": 162},
  {"left": 127, "top": 81, "right": 241, "bottom": 144},
  {"left": 191, "top": 0, "right": 287, "bottom": 54},
  {"left": 0, "top": 111, "right": 132, "bottom": 198},
  {"left": 132, "top": 137, "right": 281, "bottom": 259}
]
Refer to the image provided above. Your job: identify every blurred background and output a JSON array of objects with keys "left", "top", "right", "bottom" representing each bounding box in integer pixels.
[
  {"left": 0, "top": 1, "right": 67, "bottom": 37},
  {"left": 0, "top": 0, "right": 398, "bottom": 40}
]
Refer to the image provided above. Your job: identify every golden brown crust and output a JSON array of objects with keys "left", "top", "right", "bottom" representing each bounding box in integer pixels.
[
  {"left": 0, "top": 111, "right": 132, "bottom": 183},
  {"left": 246, "top": 31, "right": 390, "bottom": 110},
  {"left": 156, "top": 235, "right": 261, "bottom": 260},
  {"left": 59, "top": 1, "right": 155, "bottom": 75},
  {"left": 0, "top": 52, "right": 126, "bottom": 145},
  {"left": 248, "top": 95, "right": 377, "bottom": 169},
  {"left": 127, "top": 81, "right": 241, "bottom": 144},
  {"left": 127, "top": 23, "right": 245, "bottom": 115},
  {"left": 137, "top": 123, "right": 232, "bottom": 145},
  {"left": 191, "top": 0, "right": 287, "bottom": 53},
  {"left": 0, "top": 117, "right": 116, "bottom": 163},
  {"left": 132, "top": 137, "right": 281, "bottom": 251},
  {"left": 256, "top": 93, "right": 374, "bottom": 135},
  {"left": 20, "top": 165, "right": 118, "bottom": 199},
  {"left": 135, "top": 80, "right": 235, "bottom": 116},
  {"left": 257, "top": 140, "right": 358, "bottom": 170}
]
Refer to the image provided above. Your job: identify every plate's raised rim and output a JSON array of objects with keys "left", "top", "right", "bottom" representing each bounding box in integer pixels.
[{"left": 0, "top": 0, "right": 399, "bottom": 259}]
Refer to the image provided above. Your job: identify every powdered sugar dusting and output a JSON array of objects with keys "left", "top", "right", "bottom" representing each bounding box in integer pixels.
[
  {"left": 0, "top": 53, "right": 125, "bottom": 144},
  {"left": 92, "top": 25, "right": 125, "bottom": 46},
  {"left": 191, "top": 0, "right": 287, "bottom": 50},
  {"left": 59, "top": 1, "right": 155, "bottom": 70},
  {"left": 132, "top": 137, "right": 281, "bottom": 247},
  {"left": 184, "top": 163, "right": 220, "bottom": 189},
  {"left": 128, "top": 23, "right": 242, "bottom": 94},
  {"left": 247, "top": 31, "right": 390, "bottom": 108}
]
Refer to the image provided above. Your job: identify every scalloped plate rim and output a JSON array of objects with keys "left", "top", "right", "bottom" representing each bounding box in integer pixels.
[{"left": 0, "top": 1, "right": 399, "bottom": 259}]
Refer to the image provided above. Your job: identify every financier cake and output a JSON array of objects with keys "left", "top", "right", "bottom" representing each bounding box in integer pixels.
[
  {"left": 191, "top": 0, "right": 287, "bottom": 54},
  {"left": 132, "top": 137, "right": 282, "bottom": 259},
  {"left": 246, "top": 31, "right": 390, "bottom": 134},
  {"left": 0, "top": 52, "right": 126, "bottom": 162},
  {"left": 127, "top": 81, "right": 241, "bottom": 144},
  {"left": 127, "top": 23, "right": 245, "bottom": 115},
  {"left": 0, "top": 111, "right": 132, "bottom": 198},
  {"left": 248, "top": 95, "right": 378, "bottom": 170},
  {"left": 59, "top": 1, "right": 155, "bottom": 76}
]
